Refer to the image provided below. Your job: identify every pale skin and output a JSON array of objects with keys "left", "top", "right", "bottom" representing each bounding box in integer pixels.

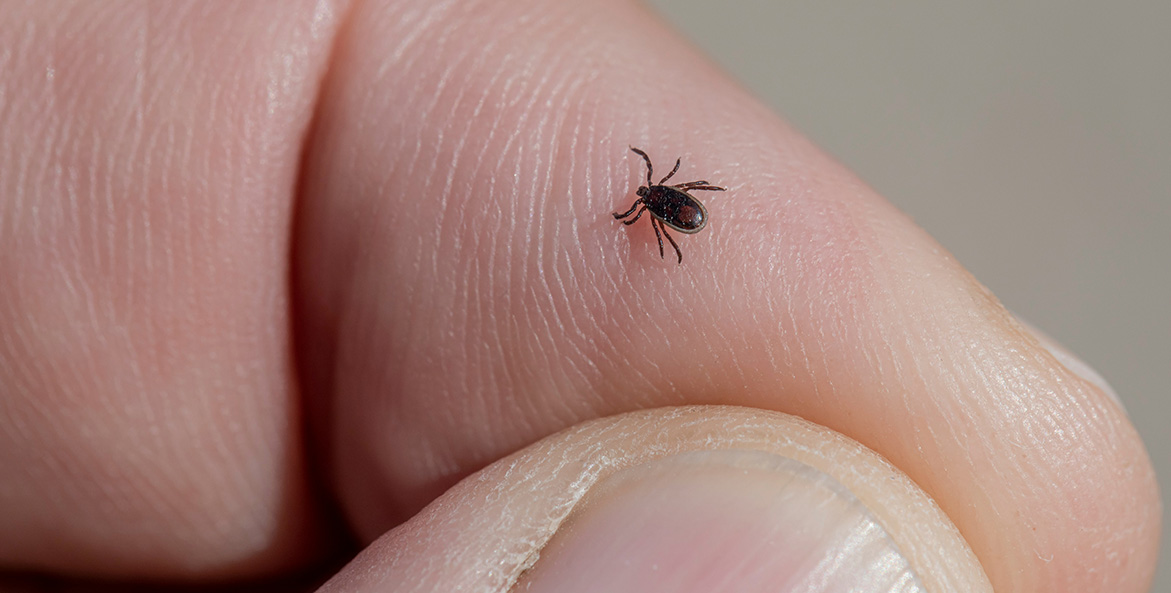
[{"left": 0, "top": 1, "right": 1159, "bottom": 592}]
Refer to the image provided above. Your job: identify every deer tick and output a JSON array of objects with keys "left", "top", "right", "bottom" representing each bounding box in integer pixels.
[{"left": 612, "top": 147, "right": 726, "bottom": 264}]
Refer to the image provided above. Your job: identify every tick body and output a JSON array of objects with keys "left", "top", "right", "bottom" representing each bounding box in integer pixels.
[{"left": 613, "top": 147, "right": 726, "bottom": 263}]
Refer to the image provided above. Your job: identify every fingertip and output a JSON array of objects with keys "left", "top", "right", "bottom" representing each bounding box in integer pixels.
[{"left": 319, "top": 408, "right": 990, "bottom": 593}]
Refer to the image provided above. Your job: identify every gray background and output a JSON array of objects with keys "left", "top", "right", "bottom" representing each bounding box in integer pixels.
[{"left": 647, "top": 1, "right": 1168, "bottom": 588}]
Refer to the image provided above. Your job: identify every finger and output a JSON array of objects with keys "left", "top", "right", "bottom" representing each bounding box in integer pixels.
[
  {"left": 296, "top": 0, "right": 1160, "bottom": 592},
  {"left": 0, "top": 0, "right": 350, "bottom": 579},
  {"left": 318, "top": 407, "right": 991, "bottom": 593}
]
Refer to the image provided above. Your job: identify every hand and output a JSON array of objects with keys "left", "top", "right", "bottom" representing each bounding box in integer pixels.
[{"left": 0, "top": 1, "right": 1158, "bottom": 592}]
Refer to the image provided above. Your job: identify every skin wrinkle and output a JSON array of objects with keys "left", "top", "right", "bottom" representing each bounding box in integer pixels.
[
  {"left": 527, "top": 83, "right": 597, "bottom": 414},
  {"left": 394, "top": 5, "right": 595, "bottom": 471},
  {"left": 907, "top": 323, "right": 1009, "bottom": 578},
  {"left": 402, "top": 6, "right": 483, "bottom": 222},
  {"left": 475, "top": 99, "right": 506, "bottom": 431},
  {"left": 377, "top": 0, "right": 458, "bottom": 82},
  {"left": 445, "top": 67, "right": 514, "bottom": 294},
  {"left": 979, "top": 354, "right": 1097, "bottom": 586},
  {"left": 543, "top": 132, "right": 592, "bottom": 418}
]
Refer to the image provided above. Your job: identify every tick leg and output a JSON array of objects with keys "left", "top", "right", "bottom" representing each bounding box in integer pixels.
[
  {"left": 659, "top": 157, "right": 682, "bottom": 184},
  {"left": 630, "top": 147, "right": 653, "bottom": 186},
  {"left": 612, "top": 198, "right": 645, "bottom": 219},
  {"left": 674, "top": 180, "right": 726, "bottom": 189},
  {"left": 661, "top": 225, "right": 683, "bottom": 264},
  {"left": 621, "top": 206, "right": 647, "bottom": 225},
  {"left": 651, "top": 217, "right": 665, "bottom": 259}
]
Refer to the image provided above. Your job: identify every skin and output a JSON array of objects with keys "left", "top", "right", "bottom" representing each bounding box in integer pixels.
[{"left": 0, "top": 0, "right": 1159, "bottom": 592}]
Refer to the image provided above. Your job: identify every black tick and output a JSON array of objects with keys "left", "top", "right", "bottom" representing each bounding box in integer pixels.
[{"left": 612, "top": 147, "right": 726, "bottom": 264}]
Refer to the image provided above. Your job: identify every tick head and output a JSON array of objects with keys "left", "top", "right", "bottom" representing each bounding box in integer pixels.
[{"left": 636, "top": 186, "right": 649, "bottom": 197}]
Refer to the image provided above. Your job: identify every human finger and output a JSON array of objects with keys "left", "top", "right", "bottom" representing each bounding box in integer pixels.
[
  {"left": 318, "top": 407, "right": 991, "bottom": 593},
  {"left": 0, "top": 0, "right": 350, "bottom": 579},
  {"left": 295, "top": 0, "right": 1159, "bottom": 591}
]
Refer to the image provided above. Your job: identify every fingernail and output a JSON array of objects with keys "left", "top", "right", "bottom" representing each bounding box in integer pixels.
[
  {"left": 1014, "top": 315, "right": 1126, "bottom": 413},
  {"left": 518, "top": 450, "right": 923, "bottom": 593}
]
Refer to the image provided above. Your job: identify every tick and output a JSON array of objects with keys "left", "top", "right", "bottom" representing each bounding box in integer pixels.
[{"left": 612, "top": 147, "right": 726, "bottom": 264}]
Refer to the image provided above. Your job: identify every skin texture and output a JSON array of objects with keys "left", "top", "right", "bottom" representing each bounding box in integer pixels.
[{"left": 0, "top": 0, "right": 1160, "bottom": 591}]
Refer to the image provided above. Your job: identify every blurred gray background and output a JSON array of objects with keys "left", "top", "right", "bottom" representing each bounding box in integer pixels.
[{"left": 648, "top": 1, "right": 1168, "bottom": 588}]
